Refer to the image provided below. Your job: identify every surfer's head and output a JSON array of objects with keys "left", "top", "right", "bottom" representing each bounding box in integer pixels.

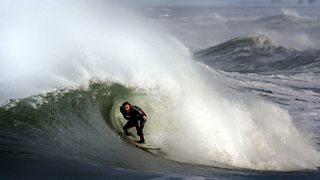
[{"left": 122, "top": 101, "right": 131, "bottom": 113}]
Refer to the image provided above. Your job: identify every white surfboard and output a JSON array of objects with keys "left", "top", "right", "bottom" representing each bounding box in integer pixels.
[{"left": 127, "top": 136, "right": 161, "bottom": 150}]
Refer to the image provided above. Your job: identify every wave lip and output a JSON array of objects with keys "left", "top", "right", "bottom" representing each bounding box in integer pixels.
[{"left": 196, "top": 34, "right": 273, "bottom": 56}]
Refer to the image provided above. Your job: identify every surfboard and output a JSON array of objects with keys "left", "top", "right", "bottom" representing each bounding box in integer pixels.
[{"left": 127, "top": 136, "right": 161, "bottom": 150}]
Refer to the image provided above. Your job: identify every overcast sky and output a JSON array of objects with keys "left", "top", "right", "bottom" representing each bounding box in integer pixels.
[{"left": 115, "top": 0, "right": 318, "bottom": 7}]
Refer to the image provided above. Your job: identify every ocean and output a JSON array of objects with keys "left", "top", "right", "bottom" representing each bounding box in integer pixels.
[{"left": 0, "top": 1, "right": 319, "bottom": 179}]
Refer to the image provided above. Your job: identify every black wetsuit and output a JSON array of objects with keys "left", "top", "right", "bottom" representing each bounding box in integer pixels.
[{"left": 120, "top": 105, "right": 147, "bottom": 139}]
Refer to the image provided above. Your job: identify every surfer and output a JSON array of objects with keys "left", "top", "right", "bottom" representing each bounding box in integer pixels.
[{"left": 120, "top": 101, "right": 147, "bottom": 143}]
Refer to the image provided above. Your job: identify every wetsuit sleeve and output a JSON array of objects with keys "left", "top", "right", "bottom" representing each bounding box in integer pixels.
[
  {"left": 132, "top": 106, "right": 147, "bottom": 117},
  {"left": 132, "top": 106, "right": 147, "bottom": 127}
]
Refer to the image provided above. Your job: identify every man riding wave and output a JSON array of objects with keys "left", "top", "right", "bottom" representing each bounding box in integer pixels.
[{"left": 120, "top": 101, "right": 147, "bottom": 143}]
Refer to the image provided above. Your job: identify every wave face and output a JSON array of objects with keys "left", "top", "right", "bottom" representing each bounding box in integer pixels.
[
  {"left": 0, "top": 83, "right": 187, "bottom": 171},
  {"left": 1, "top": 1, "right": 320, "bottom": 178},
  {"left": 1, "top": 81, "right": 319, "bottom": 172}
]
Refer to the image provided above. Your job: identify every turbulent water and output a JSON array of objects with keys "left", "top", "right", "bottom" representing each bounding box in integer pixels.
[{"left": 1, "top": 1, "right": 320, "bottom": 179}]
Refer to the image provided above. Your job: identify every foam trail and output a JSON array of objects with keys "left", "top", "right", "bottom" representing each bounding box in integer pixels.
[{"left": 0, "top": 0, "right": 319, "bottom": 171}]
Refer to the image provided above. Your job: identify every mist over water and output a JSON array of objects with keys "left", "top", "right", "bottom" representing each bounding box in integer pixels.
[{"left": 0, "top": 0, "right": 320, "bottom": 176}]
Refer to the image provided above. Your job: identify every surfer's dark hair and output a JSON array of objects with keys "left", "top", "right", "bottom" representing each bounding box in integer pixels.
[{"left": 122, "top": 101, "right": 131, "bottom": 107}]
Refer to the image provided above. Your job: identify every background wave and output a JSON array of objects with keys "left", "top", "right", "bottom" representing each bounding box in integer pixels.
[{"left": 195, "top": 34, "right": 320, "bottom": 74}]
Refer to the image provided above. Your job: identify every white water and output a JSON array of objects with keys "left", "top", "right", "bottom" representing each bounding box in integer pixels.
[{"left": 0, "top": 0, "right": 319, "bottom": 171}]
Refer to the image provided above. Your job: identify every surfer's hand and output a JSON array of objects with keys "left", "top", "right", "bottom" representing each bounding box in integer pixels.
[
  {"left": 142, "top": 116, "right": 147, "bottom": 125},
  {"left": 143, "top": 116, "right": 147, "bottom": 121}
]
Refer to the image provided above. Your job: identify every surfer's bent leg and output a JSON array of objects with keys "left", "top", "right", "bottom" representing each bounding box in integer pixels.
[
  {"left": 137, "top": 116, "right": 146, "bottom": 136},
  {"left": 135, "top": 121, "right": 145, "bottom": 143},
  {"left": 123, "top": 121, "right": 135, "bottom": 136}
]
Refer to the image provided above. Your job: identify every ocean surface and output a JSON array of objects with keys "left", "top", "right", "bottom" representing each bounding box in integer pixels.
[{"left": 1, "top": 1, "right": 320, "bottom": 179}]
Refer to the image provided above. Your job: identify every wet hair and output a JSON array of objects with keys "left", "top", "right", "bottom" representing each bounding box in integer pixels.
[{"left": 122, "top": 101, "right": 131, "bottom": 107}]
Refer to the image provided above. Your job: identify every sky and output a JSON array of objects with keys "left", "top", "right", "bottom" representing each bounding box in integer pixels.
[{"left": 115, "top": 0, "right": 318, "bottom": 7}]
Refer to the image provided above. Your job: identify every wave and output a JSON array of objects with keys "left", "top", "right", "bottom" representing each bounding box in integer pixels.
[
  {"left": 258, "top": 9, "right": 304, "bottom": 25},
  {"left": 2, "top": 80, "right": 320, "bottom": 172},
  {"left": 195, "top": 34, "right": 320, "bottom": 74},
  {"left": 254, "top": 8, "right": 318, "bottom": 27},
  {"left": 196, "top": 34, "right": 274, "bottom": 55},
  {"left": 0, "top": 83, "right": 199, "bottom": 175},
  {"left": 0, "top": 0, "right": 319, "bottom": 174}
]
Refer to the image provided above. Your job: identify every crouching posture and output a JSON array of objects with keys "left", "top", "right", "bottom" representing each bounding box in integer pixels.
[{"left": 120, "top": 101, "right": 147, "bottom": 143}]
